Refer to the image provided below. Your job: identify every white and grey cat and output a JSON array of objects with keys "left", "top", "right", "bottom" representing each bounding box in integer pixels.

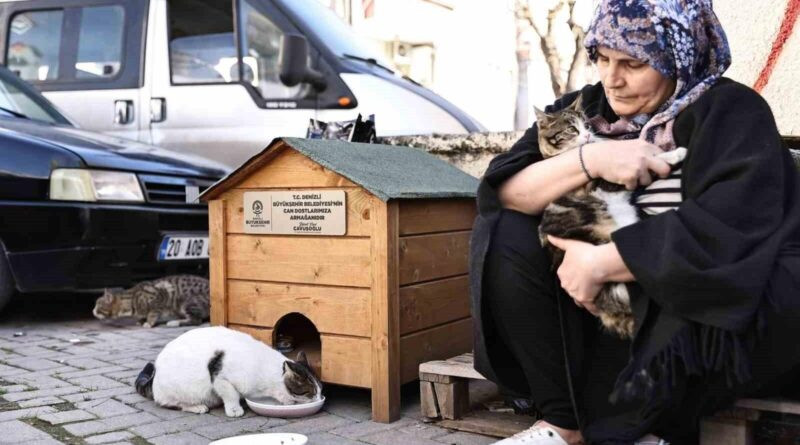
[
  {"left": 535, "top": 97, "right": 686, "bottom": 338},
  {"left": 93, "top": 274, "right": 209, "bottom": 328},
  {"left": 135, "top": 326, "right": 322, "bottom": 417}
]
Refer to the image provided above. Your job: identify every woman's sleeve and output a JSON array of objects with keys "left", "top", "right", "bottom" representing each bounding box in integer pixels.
[
  {"left": 482, "top": 123, "right": 542, "bottom": 189},
  {"left": 611, "top": 86, "right": 789, "bottom": 331},
  {"left": 478, "top": 90, "right": 582, "bottom": 214}
]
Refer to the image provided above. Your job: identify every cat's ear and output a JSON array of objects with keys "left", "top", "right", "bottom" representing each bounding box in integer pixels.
[
  {"left": 533, "top": 107, "right": 549, "bottom": 123},
  {"left": 569, "top": 92, "right": 583, "bottom": 111},
  {"left": 295, "top": 351, "right": 309, "bottom": 367},
  {"left": 282, "top": 359, "right": 303, "bottom": 377}
]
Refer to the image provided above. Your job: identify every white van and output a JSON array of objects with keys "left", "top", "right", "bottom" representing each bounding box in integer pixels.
[{"left": 0, "top": 0, "right": 484, "bottom": 167}]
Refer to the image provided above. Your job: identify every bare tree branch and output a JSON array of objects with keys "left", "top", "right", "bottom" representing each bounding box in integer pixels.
[
  {"left": 566, "top": 0, "right": 589, "bottom": 92},
  {"left": 514, "top": 0, "right": 532, "bottom": 129},
  {"left": 514, "top": 0, "right": 591, "bottom": 126},
  {"left": 523, "top": 1, "right": 567, "bottom": 96}
]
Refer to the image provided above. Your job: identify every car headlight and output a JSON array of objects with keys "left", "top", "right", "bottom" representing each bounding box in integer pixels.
[{"left": 50, "top": 169, "right": 145, "bottom": 202}]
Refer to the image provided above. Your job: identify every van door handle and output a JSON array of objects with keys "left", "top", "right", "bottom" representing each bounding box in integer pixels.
[
  {"left": 114, "top": 100, "right": 134, "bottom": 125},
  {"left": 150, "top": 98, "right": 166, "bottom": 123}
]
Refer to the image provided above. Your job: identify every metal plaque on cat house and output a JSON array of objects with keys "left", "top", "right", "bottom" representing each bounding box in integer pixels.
[
  {"left": 243, "top": 190, "right": 346, "bottom": 235},
  {"left": 200, "top": 137, "right": 479, "bottom": 423}
]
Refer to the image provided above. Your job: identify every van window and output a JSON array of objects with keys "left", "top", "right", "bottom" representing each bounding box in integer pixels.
[
  {"left": 7, "top": 10, "right": 64, "bottom": 81},
  {"left": 168, "top": 0, "right": 240, "bottom": 84},
  {"left": 76, "top": 6, "right": 125, "bottom": 79},
  {"left": 239, "top": 0, "right": 309, "bottom": 100},
  {"left": 277, "top": 0, "right": 392, "bottom": 68}
]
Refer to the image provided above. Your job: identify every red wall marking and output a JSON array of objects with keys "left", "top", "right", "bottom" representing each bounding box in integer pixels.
[{"left": 754, "top": 0, "right": 800, "bottom": 93}]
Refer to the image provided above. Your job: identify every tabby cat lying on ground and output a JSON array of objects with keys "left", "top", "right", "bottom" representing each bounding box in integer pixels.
[
  {"left": 536, "top": 98, "right": 686, "bottom": 338},
  {"left": 135, "top": 326, "right": 322, "bottom": 417},
  {"left": 92, "top": 275, "right": 209, "bottom": 328}
]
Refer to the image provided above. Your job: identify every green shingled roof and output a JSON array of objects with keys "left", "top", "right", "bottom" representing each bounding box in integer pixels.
[{"left": 201, "top": 137, "right": 478, "bottom": 202}]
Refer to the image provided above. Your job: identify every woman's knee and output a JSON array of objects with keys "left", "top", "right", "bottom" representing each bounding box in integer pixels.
[
  {"left": 483, "top": 209, "right": 556, "bottom": 306},
  {"left": 489, "top": 209, "right": 551, "bottom": 272}
]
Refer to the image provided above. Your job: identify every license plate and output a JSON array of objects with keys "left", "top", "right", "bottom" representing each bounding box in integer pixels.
[{"left": 158, "top": 236, "right": 209, "bottom": 261}]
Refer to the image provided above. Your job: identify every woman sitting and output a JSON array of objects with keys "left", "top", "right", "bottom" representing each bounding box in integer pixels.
[{"left": 470, "top": 1, "right": 800, "bottom": 443}]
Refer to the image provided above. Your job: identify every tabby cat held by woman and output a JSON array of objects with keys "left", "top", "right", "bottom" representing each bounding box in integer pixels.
[
  {"left": 93, "top": 274, "right": 209, "bottom": 328},
  {"left": 535, "top": 97, "right": 686, "bottom": 338}
]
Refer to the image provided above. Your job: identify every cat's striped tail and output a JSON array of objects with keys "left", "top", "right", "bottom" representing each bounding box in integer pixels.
[{"left": 135, "top": 362, "right": 155, "bottom": 399}]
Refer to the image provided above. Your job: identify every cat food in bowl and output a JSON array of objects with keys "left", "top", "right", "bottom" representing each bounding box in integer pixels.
[
  {"left": 209, "top": 433, "right": 307, "bottom": 445},
  {"left": 245, "top": 396, "right": 325, "bottom": 418}
]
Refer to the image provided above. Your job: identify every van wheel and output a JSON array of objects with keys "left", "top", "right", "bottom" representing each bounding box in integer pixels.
[{"left": 0, "top": 241, "right": 15, "bottom": 313}]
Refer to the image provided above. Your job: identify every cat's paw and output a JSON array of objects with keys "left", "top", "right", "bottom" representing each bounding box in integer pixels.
[
  {"left": 656, "top": 147, "right": 688, "bottom": 165},
  {"left": 181, "top": 404, "right": 209, "bottom": 414},
  {"left": 142, "top": 322, "right": 154, "bottom": 328},
  {"left": 165, "top": 320, "right": 181, "bottom": 328},
  {"left": 225, "top": 403, "right": 245, "bottom": 418}
]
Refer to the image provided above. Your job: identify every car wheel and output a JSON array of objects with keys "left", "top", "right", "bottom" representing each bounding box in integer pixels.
[{"left": 0, "top": 240, "right": 15, "bottom": 313}]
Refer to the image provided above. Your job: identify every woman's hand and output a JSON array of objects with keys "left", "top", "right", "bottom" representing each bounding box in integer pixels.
[
  {"left": 547, "top": 236, "right": 637, "bottom": 314},
  {"left": 547, "top": 235, "right": 606, "bottom": 314},
  {"left": 582, "top": 139, "right": 672, "bottom": 190}
]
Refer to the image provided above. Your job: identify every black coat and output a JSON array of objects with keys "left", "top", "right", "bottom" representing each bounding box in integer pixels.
[{"left": 469, "top": 79, "right": 800, "bottom": 402}]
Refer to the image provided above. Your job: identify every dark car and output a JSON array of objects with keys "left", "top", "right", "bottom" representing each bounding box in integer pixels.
[{"left": 0, "top": 65, "right": 228, "bottom": 312}]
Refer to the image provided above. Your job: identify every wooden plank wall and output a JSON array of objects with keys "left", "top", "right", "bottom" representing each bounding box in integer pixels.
[
  {"left": 397, "top": 198, "right": 476, "bottom": 384},
  {"left": 209, "top": 199, "right": 227, "bottom": 326},
  {"left": 213, "top": 149, "right": 375, "bottom": 389},
  {"left": 370, "top": 199, "right": 400, "bottom": 422}
]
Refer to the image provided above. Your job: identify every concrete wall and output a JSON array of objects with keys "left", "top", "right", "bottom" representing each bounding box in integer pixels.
[{"left": 715, "top": 0, "right": 800, "bottom": 136}]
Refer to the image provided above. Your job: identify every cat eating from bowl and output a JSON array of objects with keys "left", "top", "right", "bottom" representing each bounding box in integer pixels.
[{"left": 135, "top": 326, "right": 322, "bottom": 417}]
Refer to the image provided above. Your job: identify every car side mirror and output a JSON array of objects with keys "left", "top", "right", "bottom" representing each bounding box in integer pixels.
[{"left": 279, "top": 34, "right": 327, "bottom": 92}]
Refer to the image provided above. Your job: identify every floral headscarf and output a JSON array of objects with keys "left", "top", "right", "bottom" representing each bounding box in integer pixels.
[{"left": 584, "top": 0, "right": 731, "bottom": 149}]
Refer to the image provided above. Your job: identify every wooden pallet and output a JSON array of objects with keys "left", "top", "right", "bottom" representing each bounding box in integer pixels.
[
  {"left": 420, "top": 353, "right": 481, "bottom": 420},
  {"left": 700, "top": 399, "right": 800, "bottom": 445},
  {"left": 420, "top": 353, "right": 800, "bottom": 443},
  {"left": 419, "top": 353, "right": 532, "bottom": 438}
]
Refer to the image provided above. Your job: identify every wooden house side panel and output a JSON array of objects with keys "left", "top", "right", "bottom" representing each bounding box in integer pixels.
[
  {"left": 226, "top": 234, "right": 372, "bottom": 287},
  {"left": 226, "top": 279, "right": 372, "bottom": 337},
  {"left": 224, "top": 187, "right": 374, "bottom": 237},
  {"left": 398, "top": 231, "right": 470, "bottom": 285},
  {"left": 398, "top": 199, "right": 477, "bottom": 236},
  {"left": 396, "top": 200, "right": 474, "bottom": 336},
  {"left": 398, "top": 318, "right": 473, "bottom": 384},
  {"left": 236, "top": 149, "right": 359, "bottom": 189},
  {"left": 399, "top": 275, "right": 470, "bottom": 335}
]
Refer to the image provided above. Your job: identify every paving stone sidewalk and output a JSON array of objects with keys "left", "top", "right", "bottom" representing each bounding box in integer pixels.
[{"left": 0, "top": 317, "right": 498, "bottom": 445}]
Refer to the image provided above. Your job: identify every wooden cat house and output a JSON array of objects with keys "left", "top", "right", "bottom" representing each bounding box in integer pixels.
[{"left": 199, "top": 137, "right": 478, "bottom": 422}]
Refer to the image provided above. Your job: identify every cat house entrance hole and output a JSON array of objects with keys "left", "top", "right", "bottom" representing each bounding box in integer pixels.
[{"left": 273, "top": 313, "right": 321, "bottom": 377}]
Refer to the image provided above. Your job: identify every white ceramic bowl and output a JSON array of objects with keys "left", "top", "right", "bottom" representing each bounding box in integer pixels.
[
  {"left": 210, "top": 433, "right": 308, "bottom": 445},
  {"left": 245, "top": 396, "right": 325, "bottom": 418}
]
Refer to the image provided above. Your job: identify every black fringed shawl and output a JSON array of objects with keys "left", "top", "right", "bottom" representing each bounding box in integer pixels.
[
  {"left": 469, "top": 78, "right": 800, "bottom": 409},
  {"left": 610, "top": 77, "right": 800, "bottom": 402}
]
